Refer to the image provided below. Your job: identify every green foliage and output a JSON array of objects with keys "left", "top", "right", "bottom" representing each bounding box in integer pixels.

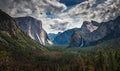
[
  {"left": 0, "top": 51, "right": 13, "bottom": 71},
  {"left": 0, "top": 30, "right": 120, "bottom": 71}
]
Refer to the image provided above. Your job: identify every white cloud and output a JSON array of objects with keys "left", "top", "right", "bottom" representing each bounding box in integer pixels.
[
  {"left": 0, "top": 0, "right": 68, "bottom": 33},
  {"left": 0, "top": 0, "right": 120, "bottom": 34},
  {"left": 0, "top": 0, "right": 67, "bottom": 17},
  {"left": 62, "top": 0, "right": 120, "bottom": 23}
]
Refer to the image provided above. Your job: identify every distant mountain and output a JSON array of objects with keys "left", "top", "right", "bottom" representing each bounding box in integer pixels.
[
  {"left": 15, "top": 17, "right": 52, "bottom": 45},
  {"left": 53, "top": 28, "right": 79, "bottom": 45},
  {"left": 48, "top": 33, "right": 57, "bottom": 41},
  {"left": 53, "top": 20, "right": 99, "bottom": 46},
  {"left": 69, "top": 16, "right": 120, "bottom": 47}
]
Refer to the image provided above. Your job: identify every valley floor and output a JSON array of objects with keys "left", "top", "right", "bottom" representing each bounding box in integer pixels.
[{"left": 0, "top": 38, "right": 120, "bottom": 71}]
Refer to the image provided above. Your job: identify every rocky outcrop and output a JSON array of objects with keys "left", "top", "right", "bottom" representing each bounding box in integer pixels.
[
  {"left": 69, "top": 16, "right": 120, "bottom": 47},
  {"left": 81, "top": 21, "right": 99, "bottom": 33},
  {"left": 69, "top": 30, "right": 84, "bottom": 47},
  {"left": 15, "top": 16, "right": 52, "bottom": 45}
]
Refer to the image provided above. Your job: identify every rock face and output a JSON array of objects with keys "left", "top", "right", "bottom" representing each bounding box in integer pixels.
[
  {"left": 69, "top": 16, "right": 120, "bottom": 47},
  {"left": 15, "top": 17, "right": 52, "bottom": 45},
  {"left": 69, "top": 30, "right": 84, "bottom": 47},
  {"left": 81, "top": 21, "right": 99, "bottom": 33}
]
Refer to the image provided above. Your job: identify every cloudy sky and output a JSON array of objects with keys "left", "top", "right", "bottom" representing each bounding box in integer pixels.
[{"left": 0, "top": 0, "right": 120, "bottom": 34}]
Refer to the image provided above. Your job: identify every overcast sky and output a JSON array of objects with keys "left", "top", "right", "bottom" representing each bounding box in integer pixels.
[{"left": 0, "top": 0, "right": 120, "bottom": 34}]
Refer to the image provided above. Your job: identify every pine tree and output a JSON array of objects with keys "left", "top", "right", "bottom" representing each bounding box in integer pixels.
[{"left": 95, "top": 48, "right": 107, "bottom": 71}]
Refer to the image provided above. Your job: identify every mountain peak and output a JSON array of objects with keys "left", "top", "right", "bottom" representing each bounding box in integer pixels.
[{"left": 81, "top": 21, "right": 98, "bottom": 32}]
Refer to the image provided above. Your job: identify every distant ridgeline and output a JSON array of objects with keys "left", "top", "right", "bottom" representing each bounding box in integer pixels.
[{"left": 53, "top": 17, "right": 120, "bottom": 47}]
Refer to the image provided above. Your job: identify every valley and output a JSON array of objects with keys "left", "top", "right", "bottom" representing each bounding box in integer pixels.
[{"left": 0, "top": 0, "right": 120, "bottom": 71}]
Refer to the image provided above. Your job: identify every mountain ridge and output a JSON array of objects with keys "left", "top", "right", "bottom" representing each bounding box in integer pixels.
[
  {"left": 69, "top": 16, "right": 120, "bottom": 47},
  {"left": 0, "top": 9, "right": 47, "bottom": 59}
]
